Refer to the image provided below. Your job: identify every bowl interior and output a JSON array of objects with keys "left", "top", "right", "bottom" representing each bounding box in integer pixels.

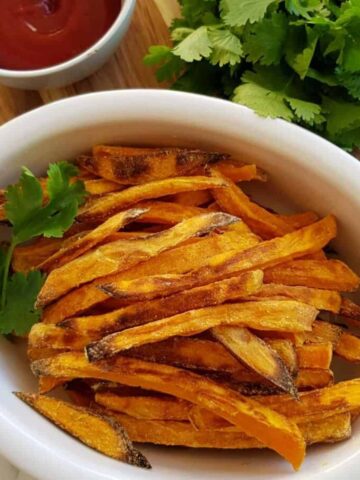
[{"left": 0, "top": 90, "right": 360, "bottom": 480}]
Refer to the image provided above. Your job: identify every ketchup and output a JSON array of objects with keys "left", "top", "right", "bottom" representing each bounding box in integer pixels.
[{"left": 0, "top": 0, "right": 122, "bottom": 70}]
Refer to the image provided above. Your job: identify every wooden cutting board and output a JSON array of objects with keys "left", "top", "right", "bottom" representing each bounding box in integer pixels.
[{"left": 0, "top": 0, "right": 180, "bottom": 126}]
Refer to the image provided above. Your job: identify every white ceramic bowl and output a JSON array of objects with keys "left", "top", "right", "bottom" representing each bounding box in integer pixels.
[
  {"left": 0, "top": 90, "right": 360, "bottom": 480},
  {"left": 0, "top": 0, "right": 136, "bottom": 90}
]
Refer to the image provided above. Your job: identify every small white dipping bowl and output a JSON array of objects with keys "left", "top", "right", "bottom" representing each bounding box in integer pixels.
[
  {"left": 0, "top": 90, "right": 360, "bottom": 480},
  {"left": 0, "top": 0, "right": 136, "bottom": 90}
]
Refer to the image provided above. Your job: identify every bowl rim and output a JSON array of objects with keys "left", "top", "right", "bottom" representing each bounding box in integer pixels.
[
  {"left": 0, "top": 0, "right": 136, "bottom": 78},
  {"left": 0, "top": 89, "right": 360, "bottom": 480}
]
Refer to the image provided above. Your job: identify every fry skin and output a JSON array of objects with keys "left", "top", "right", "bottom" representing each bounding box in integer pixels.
[
  {"left": 31, "top": 272, "right": 263, "bottom": 350},
  {"left": 211, "top": 326, "right": 296, "bottom": 396},
  {"left": 38, "top": 208, "right": 147, "bottom": 272},
  {"left": 77, "top": 176, "right": 228, "bottom": 223},
  {"left": 335, "top": 333, "right": 360, "bottom": 362},
  {"left": 36, "top": 212, "right": 239, "bottom": 307},
  {"left": 84, "top": 146, "right": 227, "bottom": 184},
  {"left": 41, "top": 226, "right": 259, "bottom": 324},
  {"left": 85, "top": 300, "right": 317, "bottom": 362},
  {"left": 245, "top": 283, "right": 341, "bottom": 313},
  {"left": 15, "top": 393, "right": 150, "bottom": 468},
  {"left": 264, "top": 259, "right": 360, "bottom": 292},
  {"left": 95, "top": 392, "right": 191, "bottom": 421},
  {"left": 210, "top": 169, "right": 292, "bottom": 238},
  {"left": 111, "top": 412, "right": 350, "bottom": 449},
  {"left": 31, "top": 353, "right": 306, "bottom": 469}
]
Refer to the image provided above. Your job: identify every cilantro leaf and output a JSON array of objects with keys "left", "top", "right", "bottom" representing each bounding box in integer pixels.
[
  {"left": 208, "top": 27, "right": 243, "bottom": 67},
  {"left": 286, "top": 26, "right": 318, "bottom": 79},
  {"left": 173, "top": 26, "right": 212, "bottom": 62},
  {"left": 172, "top": 61, "right": 222, "bottom": 95},
  {"left": 0, "top": 270, "right": 45, "bottom": 335},
  {"left": 323, "top": 96, "right": 360, "bottom": 136},
  {"left": 335, "top": 70, "right": 360, "bottom": 100},
  {"left": 244, "top": 12, "right": 287, "bottom": 65},
  {"left": 221, "top": 0, "right": 277, "bottom": 26},
  {"left": 6, "top": 162, "right": 87, "bottom": 244},
  {"left": 234, "top": 67, "right": 323, "bottom": 125},
  {"left": 285, "top": 0, "right": 330, "bottom": 18},
  {"left": 144, "top": 46, "right": 184, "bottom": 82},
  {"left": 180, "top": 0, "right": 218, "bottom": 28}
]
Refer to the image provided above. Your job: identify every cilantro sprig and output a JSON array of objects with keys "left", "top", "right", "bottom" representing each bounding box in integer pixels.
[
  {"left": 145, "top": 0, "right": 360, "bottom": 150},
  {"left": 0, "top": 162, "right": 87, "bottom": 335}
]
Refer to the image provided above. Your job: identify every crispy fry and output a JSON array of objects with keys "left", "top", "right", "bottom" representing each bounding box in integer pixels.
[
  {"left": 335, "top": 333, "right": 360, "bottom": 362},
  {"left": 211, "top": 326, "right": 296, "bottom": 395},
  {"left": 37, "top": 212, "right": 238, "bottom": 307},
  {"left": 171, "top": 190, "right": 212, "bottom": 206},
  {"left": 267, "top": 339, "right": 298, "bottom": 375},
  {"left": 27, "top": 347, "right": 67, "bottom": 361},
  {"left": 85, "top": 300, "right": 317, "bottom": 362},
  {"left": 95, "top": 393, "right": 191, "bottom": 421},
  {"left": 32, "top": 273, "right": 263, "bottom": 350},
  {"left": 304, "top": 320, "right": 343, "bottom": 345},
  {"left": 264, "top": 259, "right": 360, "bottom": 292},
  {"left": 135, "top": 201, "right": 205, "bottom": 224},
  {"left": 99, "top": 216, "right": 336, "bottom": 304},
  {"left": 38, "top": 376, "right": 68, "bottom": 394},
  {"left": 255, "top": 379, "right": 360, "bottom": 422},
  {"left": 15, "top": 393, "right": 150, "bottom": 468},
  {"left": 77, "top": 176, "right": 228, "bottom": 223},
  {"left": 216, "top": 162, "right": 267, "bottom": 183},
  {"left": 278, "top": 212, "right": 319, "bottom": 230},
  {"left": 31, "top": 353, "right": 306, "bottom": 469},
  {"left": 340, "top": 298, "right": 360, "bottom": 321},
  {"left": 83, "top": 178, "right": 123, "bottom": 195},
  {"left": 111, "top": 412, "right": 350, "bottom": 448},
  {"left": 84, "top": 146, "right": 227, "bottom": 184},
  {"left": 38, "top": 208, "right": 146, "bottom": 272},
  {"left": 211, "top": 169, "right": 292, "bottom": 238},
  {"left": 297, "top": 343, "right": 333, "bottom": 369},
  {"left": 41, "top": 226, "right": 258, "bottom": 323},
  {"left": 12, "top": 237, "right": 67, "bottom": 273},
  {"left": 42, "top": 215, "right": 335, "bottom": 324},
  {"left": 245, "top": 283, "right": 341, "bottom": 313},
  {"left": 296, "top": 369, "right": 333, "bottom": 390}
]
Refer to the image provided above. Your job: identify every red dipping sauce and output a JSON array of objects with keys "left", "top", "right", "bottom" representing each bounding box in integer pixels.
[{"left": 0, "top": 0, "right": 122, "bottom": 70}]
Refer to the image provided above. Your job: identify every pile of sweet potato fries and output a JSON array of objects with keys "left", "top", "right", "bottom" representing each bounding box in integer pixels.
[{"left": 11, "top": 145, "right": 360, "bottom": 470}]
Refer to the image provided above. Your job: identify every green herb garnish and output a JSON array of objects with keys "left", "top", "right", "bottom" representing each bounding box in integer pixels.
[
  {"left": 145, "top": 0, "right": 360, "bottom": 149},
  {"left": 0, "top": 162, "right": 87, "bottom": 335}
]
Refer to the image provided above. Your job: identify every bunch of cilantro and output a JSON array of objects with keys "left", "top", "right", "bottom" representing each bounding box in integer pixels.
[
  {"left": 0, "top": 162, "right": 86, "bottom": 336},
  {"left": 145, "top": 0, "right": 360, "bottom": 150}
]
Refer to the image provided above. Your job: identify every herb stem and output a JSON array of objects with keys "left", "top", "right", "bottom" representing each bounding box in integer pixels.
[{"left": 1, "top": 240, "right": 15, "bottom": 309}]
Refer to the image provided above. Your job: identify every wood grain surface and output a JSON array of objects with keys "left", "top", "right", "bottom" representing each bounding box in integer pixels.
[{"left": 0, "top": 0, "right": 179, "bottom": 126}]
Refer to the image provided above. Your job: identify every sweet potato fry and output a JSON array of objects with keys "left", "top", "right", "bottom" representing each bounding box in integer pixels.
[
  {"left": 41, "top": 227, "right": 258, "bottom": 324},
  {"left": 77, "top": 176, "right": 228, "bottom": 223},
  {"left": 38, "top": 376, "right": 68, "bottom": 394},
  {"left": 278, "top": 212, "right": 319, "bottom": 230},
  {"left": 36, "top": 212, "right": 238, "bottom": 307},
  {"left": 83, "top": 178, "right": 123, "bottom": 195},
  {"left": 340, "top": 298, "right": 360, "bottom": 321},
  {"left": 84, "top": 146, "right": 227, "bottom": 184},
  {"left": 34, "top": 273, "right": 262, "bottom": 350},
  {"left": 245, "top": 283, "right": 341, "bottom": 313},
  {"left": 215, "top": 162, "right": 267, "bottom": 183},
  {"left": 335, "top": 333, "right": 360, "bottom": 362},
  {"left": 267, "top": 339, "right": 298, "bottom": 375},
  {"left": 95, "top": 392, "right": 191, "bottom": 421},
  {"left": 100, "top": 217, "right": 336, "bottom": 304},
  {"left": 85, "top": 300, "right": 317, "bottom": 362},
  {"left": 264, "top": 259, "right": 360, "bottom": 292},
  {"left": 15, "top": 393, "right": 150, "bottom": 468},
  {"left": 12, "top": 237, "right": 67, "bottom": 273},
  {"left": 42, "top": 216, "right": 334, "bottom": 324},
  {"left": 296, "top": 343, "right": 333, "bottom": 369},
  {"left": 296, "top": 369, "right": 333, "bottom": 390},
  {"left": 38, "top": 208, "right": 146, "bottom": 272},
  {"left": 254, "top": 379, "right": 360, "bottom": 422},
  {"left": 211, "top": 326, "right": 296, "bottom": 396},
  {"left": 304, "top": 320, "right": 343, "bottom": 345},
  {"left": 135, "top": 201, "right": 205, "bottom": 224},
  {"left": 171, "top": 190, "right": 212, "bottom": 206},
  {"left": 188, "top": 405, "right": 351, "bottom": 441},
  {"left": 31, "top": 353, "right": 306, "bottom": 469},
  {"left": 210, "top": 169, "right": 292, "bottom": 238}
]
